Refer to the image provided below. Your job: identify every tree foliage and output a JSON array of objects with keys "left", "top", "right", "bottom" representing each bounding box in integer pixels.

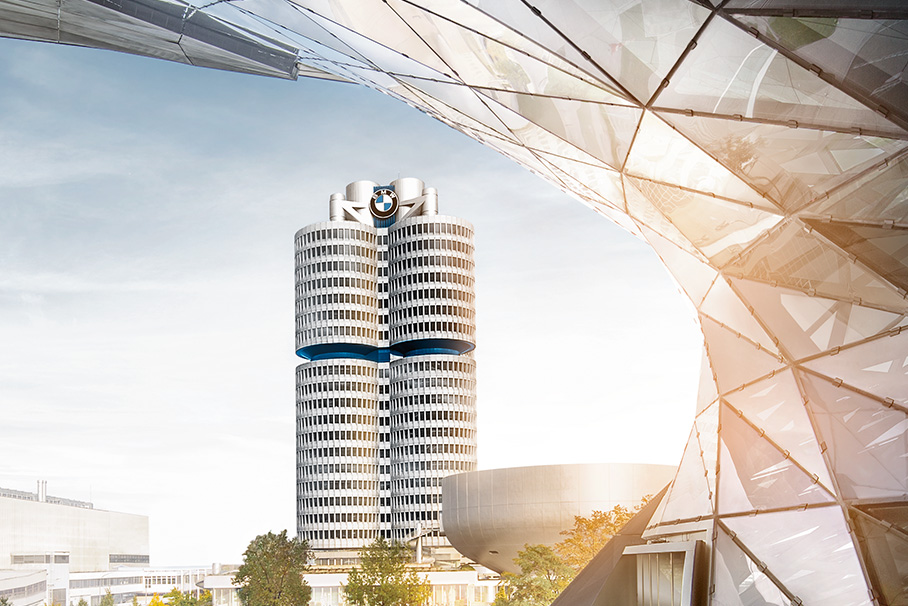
[
  {"left": 343, "top": 537, "right": 430, "bottom": 606},
  {"left": 148, "top": 595, "right": 166, "bottom": 606},
  {"left": 234, "top": 530, "right": 311, "bottom": 606},
  {"left": 554, "top": 499, "right": 648, "bottom": 572},
  {"left": 493, "top": 545, "right": 574, "bottom": 606},
  {"left": 1, "top": 596, "right": 12, "bottom": 606},
  {"left": 100, "top": 590, "right": 115, "bottom": 606},
  {"left": 165, "top": 589, "right": 212, "bottom": 606}
]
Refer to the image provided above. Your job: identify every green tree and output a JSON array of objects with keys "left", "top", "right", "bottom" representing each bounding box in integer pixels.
[
  {"left": 100, "top": 590, "right": 115, "bottom": 606},
  {"left": 1, "top": 596, "right": 12, "bottom": 606},
  {"left": 554, "top": 499, "right": 649, "bottom": 572},
  {"left": 494, "top": 545, "right": 574, "bottom": 606},
  {"left": 132, "top": 596, "right": 140, "bottom": 606},
  {"left": 77, "top": 599, "right": 88, "bottom": 606},
  {"left": 148, "top": 595, "right": 166, "bottom": 606},
  {"left": 343, "top": 537, "right": 430, "bottom": 606},
  {"left": 234, "top": 530, "right": 311, "bottom": 606}
]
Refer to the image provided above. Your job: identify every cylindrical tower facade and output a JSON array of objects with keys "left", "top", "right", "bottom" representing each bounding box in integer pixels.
[
  {"left": 390, "top": 354, "right": 477, "bottom": 546},
  {"left": 296, "top": 359, "right": 380, "bottom": 550},
  {"left": 295, "top": 221, "right": 378, "bottom": 359},
  {"left": 388, "top": 216, "right": 476, "bottom": 355}
]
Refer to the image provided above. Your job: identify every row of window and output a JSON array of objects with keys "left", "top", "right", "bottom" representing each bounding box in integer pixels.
[
  {"left": 394, "top": 286, "right": 475, "bottom": 305},
  {"left": 395, "top": 460, "right": 475, "bottom": 473},
  {"left": 144, "top": 576, "right": 182, "bottom": 587},
  {"left": 394, "top": 492, "right": 442, "bottom": 506},
  {"left": 0, "top": 582, "right": 46, "bottom": 598},
  {"left": 306, "top": 529, "right": 380, "bottom": 541},
  {"left": 393, "top": 476, "right": 445, "bottom": 489},
  {"left": 391, "top": 409, "right": 474, "bottom": 423},
  {"left": 301, "top": 243, "right": 376, "bottom": 260},
  {"left": 299, "top": 226, "right": 375, "bottom": 245},
  {"left": 299, "top": 259, "right": 375, "bottom": 276},
  {"left": 299, "top": 496, "right": 382, "bottom": 510},
  {"left": 296, "top": 397, "right": 377, "bottom": 411},
  {"left": 109, "top": 554, "right": 149, "bottom": 564},
  {"left": 299, "top": 446, "right": 379, "bottom": 458},
  {"left": 391, "top": 358, "right": 474, "bottom": 374},
  {"left": 392, "top": 393, "right": 476, "bottom": 406},
  {"left": 392, "top": 302, "right": 474, "bottom": 322},
  {"left": 391, "top": 269, "right": 474, "bottom": 289},
  {"left": 390, "top": 220, "right": 471, "bottom": 239},
  {"left": 299, "top": 291, "right": 378, "bottom": 310},
  {"left": 393, "top": 443, "right": 475, "bottom": 456},
  {"left": 392, "top": 375, "right": 474, "bottom": 391},
  {"left": 393, "top": 237, "right": 473, "bottom": 256},
  {"left": 300, "top": 362, "right": 376, "bottom": 377},
  {"left": 11, "top": 554, "right": 69, "bottom": 564},
  {"left": 393, "top": 320, "right": 475, "bottom": 339},
  {"left": 300, "top": 307, "right": 378, "bottom": 324},
  {"left": 300, "top": 380, "right": 376, "bottom": 394},
  {"left": 390, "top": 252, "right": 473, "bottom": 272},
  {"left": 393, "top": 426, "right": 474, "bottom": 440},
  {"left": 70, "top": 577, "right": 141, "bottom": 589},
  {"left": 302, "top": 413, "right": 383, "bottom": 427},
  {"left": 301, "top": 275, "right": 374, "bottom": 293},
  {"left": 308, "top": 429, "right": 378, "bottom": 443},
  {"left": 301, "top": 462, "right": 378, "bottom": 475}
]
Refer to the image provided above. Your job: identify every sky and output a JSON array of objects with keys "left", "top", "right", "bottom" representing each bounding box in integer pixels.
[{"left": 0, "top": 37, "right": 703, "bottom": 566}]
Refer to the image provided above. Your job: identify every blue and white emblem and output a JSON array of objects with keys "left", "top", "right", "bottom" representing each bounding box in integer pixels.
[{"left": 369, "top": 188, "right": 399, "bottom": 219}]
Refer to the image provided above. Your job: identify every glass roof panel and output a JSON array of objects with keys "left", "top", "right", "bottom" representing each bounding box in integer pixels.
[
  {"left": 653, "top": 425, "right": 714, "bottom": 524},
  {"left": 802, "top": 219, "right": 908, "bottom": 294},
  {"left": 659, "top": 111, "right": 908, "bottom": 212},
  {"left": 723, "top": 507, "right": 872, "bottom": 606},
  {"left": 730, "top": 278, "right": 904, "bottom": 359},
  {"left": 700, "top": 276, "right": 780, "bottom": 352},
  {"left": 396, "top": 0, "right": 630, "bottom": 103},
  {"left": 639, "top": 223, "right": 718, "bottom": 303},
  {"left": 801, "top": 371, "right": 908, "bottom": 501},
  {"left": 731, "top": 16, "right": 908, "bottom": 122},
  {"left": 625, "top": 111, "right": 776, "bottom": 210},
  {"left": 626, "top": 175, "right": 783, "bottom": 265},
  {"left": 725, "top": 370, "right": 833, "bottom": 487},
  {"left": 701, "top": 316, "right": 785, "bottom": 393},
  {"left": 627, "top": 180, "right": 710, "bottom": 257},
  {"left": 482, "top": 0, "right": 712, "bottom": 103},
  {"left": 713, "top": 528, "right": 793, "bottom": 606},
  {"left": 475, "top": 90, "right": 641, "bottom": 170},
  {"left": 808, "top": 151, "right": 908, "bottom": 222},
  {"left": 697, "top": 347, "right": 720, "bottom": 414},
  {"left": 718, "top": 402, "right": 833, "bottom": 514},
  {"left": 802, "top": 328, "right": 908, "bottom": 406},
  {"left": 656, "top": 16, "right": 903, "bottom": 137},
  {"left": 696, "top": 399, "right": 719, "bottom": 498},
  {"left": 852, "top": 514, "right": 908, "bottom": 606},
  {"left": 723, "top": 220, "right": 908, "bottom": 311}
]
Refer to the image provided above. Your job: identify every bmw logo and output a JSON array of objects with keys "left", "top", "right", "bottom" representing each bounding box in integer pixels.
[{"left": 370, "top": 188, "right": 399, "bottom": 219}]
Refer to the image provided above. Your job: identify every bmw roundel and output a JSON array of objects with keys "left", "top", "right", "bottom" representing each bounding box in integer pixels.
[{"left": 370, "top": 188, "right": 399, "bottom": 219}]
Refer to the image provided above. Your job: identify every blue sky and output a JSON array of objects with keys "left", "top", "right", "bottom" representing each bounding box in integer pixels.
[{"left": 0, "top": 38, "right": 702, "bottom": 565}]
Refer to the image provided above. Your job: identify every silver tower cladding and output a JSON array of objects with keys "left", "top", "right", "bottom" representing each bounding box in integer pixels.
[{"left": 295, "top": 178, "right": 477, "bottom": 555}]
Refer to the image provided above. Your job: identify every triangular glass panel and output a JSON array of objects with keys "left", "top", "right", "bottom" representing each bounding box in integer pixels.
[
  {"left": 800, "top": 371, "right": 908, "bottom": 500},
  {"left": 655, "top": 424, "right": 714, "bottom": 525},
  {"left": 724, "top": 370, "right": 833, "bottom": 487},
  {"left": 730, "top": 277, "right": 904, "bottom": 359},
  {"left": 475, "top": 91, "right": 641, "bottom": 170},
  {"left": 479, "top": 0, "right": 711, "bottom": 103},
  {"left": 718, "top": 403, "right": 832, "bottom": 514},
  {"left": 808, "top": 152, "right": 908, "bottom": 223},
  {"left": 802, "top": 218, "right": 908, "bottom": 294},
  {"left": 713, "top": 527, "right": 793, "bottom": 606},
  {"left": 625, "top": 176, "right": 783, "bottom": 266},
  {"left": 701, "top": 316, "right": 785, "bottom": 394},
  {"left": 627, "top": 179, "right": 711, "bottom": 258},
  {"left": 438, "top": 0, "right": 630, "bottom": 99},
  {"left": 697, "top": 346, "right": 719, "bottom": 414},
  {"left": 531, "top": 149, "right": 627, "bottom": 210},
  {"left": 658, "top": 111, "right": 908, "bottom": 212},
  {"left": 802, "top": 328, "right": 908, "bottom": 406},
  {"left": 731, "top": 15, "right": 908, "bottom": 122},
  {"left": 852, "top": 512, "right": 908, "bottom": 606},
  {"left": 723, "top": 220, "right": 908, "bottom": 312},
  {"left": 625, "top": 112, "right": 776, "bottom": 210},
  {"left": 655, "top": 17, "right": 903, "bottom": 137},
  {"left": 723, "top": 507, "right": 873, "bottom": 606},
  {"left": 700, "top": 277, "right": 780, "bottom": 354},
  {"left": 858, "top": 502, "right": 908, "bottom": 535},
  {"left": 534, "top": 155, "right": 624, "bottom": 211},
  {"left": 394, "top": 0, "right": 632, "bottom": 104},
  {"left": 637, "top": 222, "right": 718, "bottom": 305}
]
